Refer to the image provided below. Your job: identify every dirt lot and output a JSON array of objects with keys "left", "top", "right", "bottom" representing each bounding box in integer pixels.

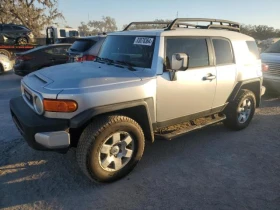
[{"left": 0, "top": 71, "right": 280, "bottom": 210}]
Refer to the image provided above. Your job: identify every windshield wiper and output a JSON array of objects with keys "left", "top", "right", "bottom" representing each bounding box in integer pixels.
[
  {"left": 95, "top": 57, "right": 125, "bottom": 68},
  {"left": 115, "top": 60, "right": 136, "bottom": 71},
  {"left": 95, "top": 56, "right": 115, "bottom": 65}
]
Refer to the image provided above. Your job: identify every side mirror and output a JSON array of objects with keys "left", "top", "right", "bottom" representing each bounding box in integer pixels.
[
  {"left": 169, "top": 53, "right": 189, "bottom": 81},
  {"left": 171, "top": 53, "right": 189, "bottom": 71}
]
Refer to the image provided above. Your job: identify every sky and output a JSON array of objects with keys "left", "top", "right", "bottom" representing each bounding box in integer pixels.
[{"left": 57, "top": 0, "right": 280, "bottom": 30}]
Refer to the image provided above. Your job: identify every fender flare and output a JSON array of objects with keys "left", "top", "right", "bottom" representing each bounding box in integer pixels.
[{"left": 69, "top": 99, "right": 155, "bottom": 141}]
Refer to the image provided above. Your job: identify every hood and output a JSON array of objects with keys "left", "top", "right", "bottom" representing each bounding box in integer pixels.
[
  {"left": 35, "top": 61, "right": 141, "bottom": 90},
  {"left": 261, "top": 53, "right": 280, "bottom": 63}
]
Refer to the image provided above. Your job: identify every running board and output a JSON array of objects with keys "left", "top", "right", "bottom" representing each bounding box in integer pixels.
[{"left": 155, "top": 114, "right": 226, "bottom": 140}]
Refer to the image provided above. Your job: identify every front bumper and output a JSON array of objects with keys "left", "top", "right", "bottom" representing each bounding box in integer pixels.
[
  {"left": 263, "top": 77, "right": 280, "bottom": 92},
  {"left": 10, "top": 96, "right": 70, "bottom": 151}
]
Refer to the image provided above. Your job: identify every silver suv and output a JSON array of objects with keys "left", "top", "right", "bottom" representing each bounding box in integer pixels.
[{"left": 10, "top": 18, "right": 266, "bottom": 183}]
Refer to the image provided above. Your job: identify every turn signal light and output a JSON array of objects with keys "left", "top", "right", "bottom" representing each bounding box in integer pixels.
[
  {"left": 43, "top": 99, "right": 78, "bottom": 112},
  {"left": 262, "top": 63, "right": 269, "bottom": 72}
]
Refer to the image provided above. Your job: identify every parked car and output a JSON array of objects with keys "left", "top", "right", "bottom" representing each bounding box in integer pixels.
[
  {"left": 13, "top": 43, "right": 71, "bottom": 76},
  {"left": 67, "top": 35, "right": 106, "bottom": 62},
  {"left": 260, "top": 40, "right": 280, "bottom": 92},
  {"left": 0, "top": 24, "right": 34, "bottom": 45},
  {"left": 0, "top": 54, "right": 14, "bottom": 74},
  {"left": 55, "top": 37, "right": 78, "bottom": 44},
  {"left": 10, "top": 18, "right": 265, "bottom": 183}
]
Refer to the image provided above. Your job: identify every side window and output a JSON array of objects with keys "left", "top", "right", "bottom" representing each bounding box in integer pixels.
[
  {"left": 212, "top": 39, "right": 234, "bottom": 65},
  {"left": 165, "top": 38, "right": 209, "bottom": 69},
  {"left": 12, "top": 26, "right": 23, "bottom": 30},
  {"left": 45, "top": 46, "right": 69, "bottom": 55},
  {"left": 246, "top": 41, "right": 260, "bottom": 59},
  {"left": 60, "top": 29, "right": 66, "bottom": 37},
  {"left": 3, "top": 25, "right": 13, "bottom": 31}
]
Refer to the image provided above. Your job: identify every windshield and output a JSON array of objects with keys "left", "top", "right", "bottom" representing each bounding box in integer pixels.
[
  {"left": 264, "top": 40, "right": 280, "bottom": 53},
  {"left": 98, "top": 35, "right": 156, "bottom": 68}
]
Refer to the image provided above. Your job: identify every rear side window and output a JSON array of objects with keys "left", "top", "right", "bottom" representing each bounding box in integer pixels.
[
  {"left": 12, "top": 26, "right": 24, "bottom": 30},
  {"left": 213, "top": 39, "right": 234, "bottom": 65},
  {"left": 165, "top": 38, "right": 209, "bottom": 69},
  {"left": 246, "top": 41, "right": 260, "bottom": 59},
  {"left": 60, "top": 30, "right": 66, "bottom": 37},
  {"left": 69, "top": 30, "right": 79, "bottom": 37},
  {"left": 45, "top": 46, "right": 70, "bottom": 55},
  {"left": 70, "top": 39, "right": 97, "bottom": 52}
]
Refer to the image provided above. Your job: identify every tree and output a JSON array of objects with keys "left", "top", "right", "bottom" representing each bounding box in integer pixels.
[
  {"left": 0, "top": 0, "right": 64, "bottom": 37},
  {"left": 240, "top": 24, "right": 280, "bottom": 40},
  {"left": 78, "top": 22, "right": 91, "bottom": 36},
  {"left": 87, "top": 16, "right": 118, "bottom": 34}
]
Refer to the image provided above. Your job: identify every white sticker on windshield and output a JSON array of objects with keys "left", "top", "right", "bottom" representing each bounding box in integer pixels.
[{"left": 134, "top": 37, "right": 154, "bottom": 46}]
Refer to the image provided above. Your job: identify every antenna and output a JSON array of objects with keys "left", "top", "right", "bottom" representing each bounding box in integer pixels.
[{"left": 176, "top": 11, "right": 178, "bottom": 18}]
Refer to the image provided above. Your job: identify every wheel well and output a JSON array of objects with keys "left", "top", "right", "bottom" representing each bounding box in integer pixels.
[
  {"left": 241, "top": 81, "right": 260, "bottom": 107},
  {"left": 69, "top": 105, "right": 154, "bottom": 147}
]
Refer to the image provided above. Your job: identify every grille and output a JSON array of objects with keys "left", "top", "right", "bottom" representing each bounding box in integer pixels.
[
  {"left": 264, "top": 62, "right": 280, "bottom": 76},
  {"left": 23, "top": 89, "right": 33, "bottom": 105}
]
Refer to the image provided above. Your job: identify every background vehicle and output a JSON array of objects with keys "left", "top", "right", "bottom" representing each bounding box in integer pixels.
[
  {"left": 67, "top": 35, "right": 106, "bottom": 62},
  {"left": 55, "top": 37, "right": 78, "bottom": 44},
  {"left": 261, "top": 40, "right": 280, "bottom": 92},
  {"left": 46, "top": 26, "right": 79, "bottom": 45},
  {"left": 10, "top": 18, "right": 265, "bottom": 183},
  {"left": 0, "top": 24, "right": 34, "bottom": 45},
  {"left": 14, "top": 43, "right": 71, "bottom": 76},
  {"left": 0, "top": 54, "right": 14, "bottom": 74},
  {"left": 0, "top": 26, "right": 79, "bottom": 59}
]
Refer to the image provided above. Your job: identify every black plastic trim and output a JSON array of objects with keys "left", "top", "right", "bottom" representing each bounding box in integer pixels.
[
  {"left": 10, "top": 96, "right": 69, "bottom": 151},
  {"left": 227, "top": 78, "right": 262, "bottom": 103},
  {"left": 70, "top": 99, "right": 155, "bottom": 142},
  {"left": 153, "top": 105, "right": 226, "bottom": 129}
]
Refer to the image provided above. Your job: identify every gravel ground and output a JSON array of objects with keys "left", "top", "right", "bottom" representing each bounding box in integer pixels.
[{"left": 0, "top": 71, "right": 280, "bottom": 210}]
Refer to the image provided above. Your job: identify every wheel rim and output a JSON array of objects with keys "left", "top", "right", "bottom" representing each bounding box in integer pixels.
[
  {"left": 237, "top": 98, "right": 252, "bottom": 124},
  {"left": 18, "top": 38, "right": 27, "bottom": 45},
  {"left": 98, "top": 131, "right": 135, "bottom": 172}
]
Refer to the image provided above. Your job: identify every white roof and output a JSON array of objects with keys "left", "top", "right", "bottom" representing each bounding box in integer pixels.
[{"left": 110, "top": 28, "right": 254, "bottom": 41}]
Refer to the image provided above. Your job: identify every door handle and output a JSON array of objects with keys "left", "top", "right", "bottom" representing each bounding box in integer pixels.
[{"left": 203, "top": 73, "right": 216, "bottom": 81}]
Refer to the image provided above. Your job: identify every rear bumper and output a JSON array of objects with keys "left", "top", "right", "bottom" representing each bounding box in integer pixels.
[
  {"left": 263, "top": 77, "right": 280, "bottom": 92},
  {"left": 13, "top": 68, "right": 31, "bottom": 76},
  {"left": 13, "top": 62, "right": 32, "bottom": 76},
  {"left": 10, "top": 96, "right": 70, "bottom": 151}
]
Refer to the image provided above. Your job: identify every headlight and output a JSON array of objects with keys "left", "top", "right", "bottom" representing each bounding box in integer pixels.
[{"left": 34, "top": 96, "right": 44, "bottom": 115}]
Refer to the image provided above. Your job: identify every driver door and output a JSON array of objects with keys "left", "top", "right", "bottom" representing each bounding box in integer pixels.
[{"left": 156, "top": 37, "right": 217, "bottom": 125}]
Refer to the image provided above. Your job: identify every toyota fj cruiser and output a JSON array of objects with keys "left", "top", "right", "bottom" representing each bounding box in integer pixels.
[{"left": 10, "top": 18, "right": 266, "bottom": 183}]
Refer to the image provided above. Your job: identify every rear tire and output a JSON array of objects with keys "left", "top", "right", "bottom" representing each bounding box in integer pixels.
[
  {"left": 76, "top": 115, "right": 145, "bottom": 183},
  {"left": 223, "top": 89, "right": 256, "bottom": 130}
]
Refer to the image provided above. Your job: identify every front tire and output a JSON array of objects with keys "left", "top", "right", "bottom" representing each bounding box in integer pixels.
[
  {"left": 223, "top": 89, "right": 256, "bottom": 130},
  {"left": 17, "top": 37, "right": 28, "bottom": 45},
  {"left": 76, "top": 115, "right": 145, "bottom": 183}
]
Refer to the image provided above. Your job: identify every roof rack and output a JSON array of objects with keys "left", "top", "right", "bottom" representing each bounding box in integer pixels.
[
  {"left": 123, "top": 18, "right": 240, "bottom": 32},
  {"left": 165, "top": 18, "right": 240, "bottom": 32},
  {"left": 123, "top": 22, "right": 171, "bottom": 31}
]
